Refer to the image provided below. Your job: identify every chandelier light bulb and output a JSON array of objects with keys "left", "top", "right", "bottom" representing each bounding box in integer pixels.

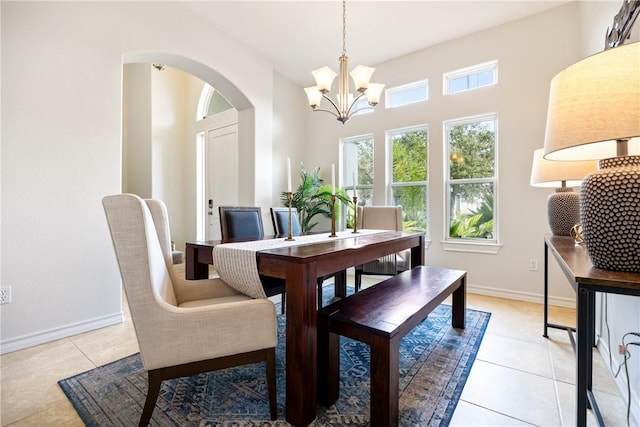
[
  {"left": 304, "top": 86, "right": 323, "bottom": 108},
  {"left": 312, "top": 66, "right": 337, "bottom": 93},
  {"left": 365, "top": 83, "right": 385, "bottom": 106},
  {"left": 349, "top": 65, "right": 375, "bottom": 92}
]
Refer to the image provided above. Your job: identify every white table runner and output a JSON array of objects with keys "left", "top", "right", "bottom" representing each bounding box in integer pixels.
[{"left": 213, "top": 229, "right": 384, "bottom": 299}]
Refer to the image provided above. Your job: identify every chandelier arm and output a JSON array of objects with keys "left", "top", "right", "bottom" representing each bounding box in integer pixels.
[
  {"left": 345, "top": 92, "right": 366, "bottom": 116},
  {"left": 348, "top": 106, "right": 374, "bottom": 116},
  {"left": 321, "top": 93, "right": 342, "bottom": 115},
  {"left": 311, "top": 107, "right": 341, "bottom": 119}
]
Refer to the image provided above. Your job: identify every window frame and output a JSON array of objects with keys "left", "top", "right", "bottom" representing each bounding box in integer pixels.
[
  {"left": 443, "top": 60, "right": 498, "bottom": 95},
  {"left": 442, "top": 113, "right": 501, "bottom": 254},
  {"left": 340, "top": 133, "right": 376, "bottom": 230},
  {"left": 385, "top": 79, "right": 429, "bottom": 109},
  {"left": 386, "top": 124, "right": 429, "bottom": 236}
]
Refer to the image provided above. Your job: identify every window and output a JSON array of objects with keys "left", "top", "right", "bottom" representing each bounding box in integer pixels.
[
  {"left": 444, "top": 61, "right": 497, "bottom": 95},
  {"left": 385, "top": 79, "right": 428, "bottom": 109},
  {"left": 445, "top": 115, "right": 497, "bottom": 244},
  {"left": 196, "top": 83, "right": 233, "bottom": 120},
  {"left": 388, "top": 126, "right": 428, "bottom": 233},
  {"left": 342, "top": 135, "right": 374, "bottom": 227}
]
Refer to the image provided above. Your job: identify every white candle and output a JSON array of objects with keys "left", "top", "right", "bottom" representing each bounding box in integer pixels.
[
  {"left": 353, "top": 171, "right": 356, "bottom": 193},
  {"left": 331, "top": 164, "right": 335, "bottom": 195},
  {"left": 287, "top": 158, "right": 292, "bottom": 192}
]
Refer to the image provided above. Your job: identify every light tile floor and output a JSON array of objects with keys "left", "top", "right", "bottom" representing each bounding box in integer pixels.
[{"left": 0, "top": 267, "right": 628, "bottom": 426}]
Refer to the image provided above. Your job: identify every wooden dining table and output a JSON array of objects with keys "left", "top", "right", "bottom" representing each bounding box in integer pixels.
[{"left": 257, "top": 230, "right": 425, "bottom": 426}]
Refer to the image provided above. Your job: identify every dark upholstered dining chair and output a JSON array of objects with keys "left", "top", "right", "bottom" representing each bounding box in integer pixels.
[
  {"left": 219, "top": 206, "right": 286, "bottom": 313},
  {"left": 270, "top": 207, "right": 340, "bottom": 309},
  {"left": 270, "top": 206, "right": 302, "bottom": 238},
  {"left": 219, "top": 206, "right": 265, "bottom": 241}
]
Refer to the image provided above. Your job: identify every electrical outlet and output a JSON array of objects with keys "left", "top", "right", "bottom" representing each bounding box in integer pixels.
[
  {"left": 529, "top": 259, "right": 539, "bottom": 271},
  {"left": 0, "top": 286, "right": 11, "bottom": 304}
]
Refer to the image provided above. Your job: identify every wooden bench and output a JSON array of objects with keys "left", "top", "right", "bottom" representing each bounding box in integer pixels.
[{"left": 317, "top": 265, "right": 467, "bottom": 427}]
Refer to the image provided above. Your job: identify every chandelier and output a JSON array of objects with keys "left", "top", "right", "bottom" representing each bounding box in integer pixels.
[{"left": 304, "top": 0, "right": 385, "bottom": 124}]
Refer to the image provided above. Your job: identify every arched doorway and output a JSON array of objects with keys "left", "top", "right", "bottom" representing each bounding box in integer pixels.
[{"left": 121, "top": 52, "right": 255, "bottom": 249}]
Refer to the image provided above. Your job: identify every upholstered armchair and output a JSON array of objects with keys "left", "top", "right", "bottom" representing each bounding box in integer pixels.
[
  {"left": 354, "top": 205, "right": 410, "bottom": 291},
  {"left": 103, "top": 194, "right": 277, "bottom": 426}
]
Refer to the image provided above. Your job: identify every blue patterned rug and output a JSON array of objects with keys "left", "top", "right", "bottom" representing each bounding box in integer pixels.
[{"left": 59, "top": 288, "right": 490, "bottom": 426}]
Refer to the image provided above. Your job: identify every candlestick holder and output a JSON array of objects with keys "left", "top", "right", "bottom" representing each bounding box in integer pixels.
[
  {"left": 352, "top": 196, "right": 359, "bottom": 234},
  {"left": 329, "top": 194, "right": 337, "bottom": 237},
  {"left": 285, "top": 191, "right": 295, "bottom": 241}
]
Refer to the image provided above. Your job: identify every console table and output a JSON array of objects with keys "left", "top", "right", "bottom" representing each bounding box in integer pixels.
[{"left": 544, "top": 235, "right": 640, "bottom": 426}]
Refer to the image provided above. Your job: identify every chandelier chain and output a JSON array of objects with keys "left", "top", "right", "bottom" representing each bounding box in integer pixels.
[{"left": 342, "top": 0, "right": 347, "bottom": 57}]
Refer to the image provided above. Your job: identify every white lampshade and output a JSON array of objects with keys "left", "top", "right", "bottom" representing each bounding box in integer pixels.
[
  {"left": 365, "top": 83, "right": 385, "bottom": 106},
  {"left": 530, "top": 148, "right": 597, "bottom": 236},
  {"left": 530, "top": 149, "right": 597, "bottom": 187},
  {"left": 312, "top": 66, "right": 337, "bottom": 93},
  {"left": 304, "top": 86, "right": 323, "bottom": 108},
  {"left": 349, "top": 65, "right": 375, "bottom": 92},
  {"left": 543, "top": 42, "right": 640, "bottom": 160}
]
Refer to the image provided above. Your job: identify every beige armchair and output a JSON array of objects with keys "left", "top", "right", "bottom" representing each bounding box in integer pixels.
[
  {"left": 354, "top": 206, "right": 410, "bottom": 291},
  {"left": 102, "top": 194, "right": 277, "bottom": 426}
]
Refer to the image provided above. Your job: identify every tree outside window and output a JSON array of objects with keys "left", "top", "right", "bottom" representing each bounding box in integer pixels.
[
  {"left": 446, "top": 115, "right": 497, "bottom": 240},
  {"left": 389, "top": 126, "right": 428, "bottom": 233}
]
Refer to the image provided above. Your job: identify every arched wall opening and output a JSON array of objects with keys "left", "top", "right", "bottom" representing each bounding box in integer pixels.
[{"left": 121, "top": 52, "right": 257, "bottom": 250}]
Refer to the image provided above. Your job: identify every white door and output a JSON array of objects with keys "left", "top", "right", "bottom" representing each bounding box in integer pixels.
[{"left": 205, "top": 123, "right": 238, "bottom": 240}]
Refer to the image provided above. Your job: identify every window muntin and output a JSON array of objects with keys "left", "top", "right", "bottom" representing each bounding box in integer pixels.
[
  {"left": 444, "top": 61, "right": 497, "bottom": 95},
  {"left": 385, "top": 79, "right": 428, "bottom": 109},
  {"left": 388, "top": 126, "right": 428, "bottom": 233},
  {"left": 445, "top": 115, "right": 497, "bottom": 241}
]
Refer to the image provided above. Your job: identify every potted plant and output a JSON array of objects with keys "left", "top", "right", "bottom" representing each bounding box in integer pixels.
[{"left": 280, "top": 164, "right": 351, "bottom": 232}]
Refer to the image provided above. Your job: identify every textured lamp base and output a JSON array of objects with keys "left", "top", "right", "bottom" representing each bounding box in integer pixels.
[
  {"left": 581, "top": 156, "right": 640, "bottom": 272},
  {"left": 547, "top": 188, "right": 580, "bottom": 236}
]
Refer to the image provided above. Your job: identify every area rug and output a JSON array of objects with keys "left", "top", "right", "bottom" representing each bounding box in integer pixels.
[{"left": 59, "top": 289, "right": 490, "bottom": 426}]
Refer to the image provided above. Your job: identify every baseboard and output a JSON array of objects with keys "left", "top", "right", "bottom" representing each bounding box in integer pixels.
[
  {"left": 0, "top": 311, "right": 124, "bottom": 355},
  {"left": 467, "top": 283, "right": 576, "bottom": 308}
]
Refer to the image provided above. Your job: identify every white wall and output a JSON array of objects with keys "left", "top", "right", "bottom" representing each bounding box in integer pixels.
[
  {"left": 1, "top": 1, "right": 275, "bottom": 352},
  {"left": 150, "top": 66, "right": 189, "bottom": 250},
  {"left": 272, "top": 72, "right": 308, "bottom": 209},
  {"left": 122, "top": 64, "right": 153, "bottom": 198}
]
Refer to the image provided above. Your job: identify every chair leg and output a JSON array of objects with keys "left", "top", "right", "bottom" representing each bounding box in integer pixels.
[
  {"left": 317, "top": 278, "right": 324, "bottom": 309},
  {"left": 281, "top": 292, "right": 286, "bottom": 314},
  {"left": 139, "top": 369, "right": 162, "bottom": 426},
  {"left": 266, "top": 348, "right": 277, "bottom": 420},
  {"left": 355, "top": 270, "right": 362, "bottom": 292}
]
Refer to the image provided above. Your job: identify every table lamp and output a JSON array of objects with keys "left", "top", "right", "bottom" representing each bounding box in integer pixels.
[
  {"left": 543, "top": 41, "right": 640, "bottom": 272},
  {"left": 530, "top": 148, "right": 597, "bottom": 236}
]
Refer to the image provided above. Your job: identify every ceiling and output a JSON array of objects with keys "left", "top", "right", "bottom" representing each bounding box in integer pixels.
[{"left": 182, "top": 1, "right": 573, "bottom": 87}]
